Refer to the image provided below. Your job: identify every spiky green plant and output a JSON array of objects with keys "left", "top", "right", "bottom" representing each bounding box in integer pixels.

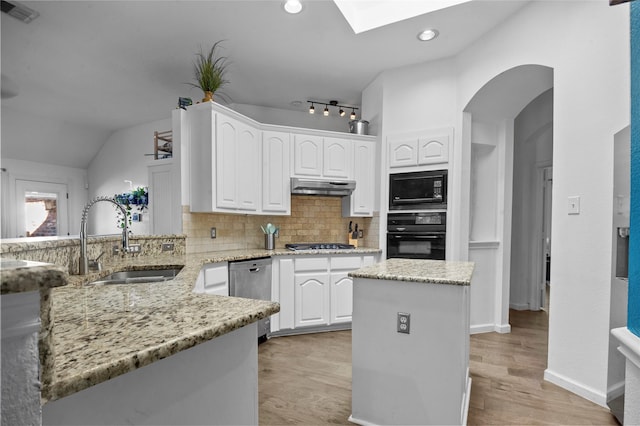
[{"left": 189, "top": 41, "right": 229, "bottom": 96}]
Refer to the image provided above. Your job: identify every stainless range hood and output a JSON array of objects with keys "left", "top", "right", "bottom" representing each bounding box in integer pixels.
[{"left": 291, "top": 178, "right": 356, "bottom": 196}]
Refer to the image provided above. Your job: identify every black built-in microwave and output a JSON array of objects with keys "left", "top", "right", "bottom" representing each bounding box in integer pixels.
[{"left": 389, "top": 169, "right": 447, "bottom": 210}]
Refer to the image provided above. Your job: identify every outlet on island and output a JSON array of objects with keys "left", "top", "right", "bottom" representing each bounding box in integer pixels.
[
  {"left": 211, "top": 227, "right": 217, "bottom": 239},
  {"left": 397, "top": 312, "right": 411, "bottom": 334}
]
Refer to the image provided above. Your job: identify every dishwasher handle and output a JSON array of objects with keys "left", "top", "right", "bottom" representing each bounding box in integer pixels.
[{"left": 249, "top": 267, "right": 261, "bottom": 273}]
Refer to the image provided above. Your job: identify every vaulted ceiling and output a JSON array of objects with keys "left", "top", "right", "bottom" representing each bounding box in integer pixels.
[{"left": 1, "top": 0, "right": 528, "bottom": 168}]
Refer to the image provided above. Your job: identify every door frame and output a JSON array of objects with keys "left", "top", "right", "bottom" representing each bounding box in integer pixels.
[
  {"left": 530, "top": 162, "right": 553, "bottom": 310},
  {"left": 13, "top": 179, "right": 69, "bottom": 237}
]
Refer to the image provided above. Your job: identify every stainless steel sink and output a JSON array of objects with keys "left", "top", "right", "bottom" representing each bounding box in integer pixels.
[{"left": 88, "top": 268, "right": 183, "bottom": 285}]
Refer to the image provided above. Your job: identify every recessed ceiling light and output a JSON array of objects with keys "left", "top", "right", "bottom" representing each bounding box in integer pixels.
[
  {"left": 417, "top": 29, "right": 439, "bottom": 42},
  {"left": 283, "top": 0, "right": 302, "bottom": 14}
]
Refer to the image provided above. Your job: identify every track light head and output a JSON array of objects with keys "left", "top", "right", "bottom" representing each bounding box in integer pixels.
[
  {"left": 323, "top": 106, "right": 329, "bottom": 116},
  {"left": 309, "top": 103, "right": 315, "bottom": 114}
]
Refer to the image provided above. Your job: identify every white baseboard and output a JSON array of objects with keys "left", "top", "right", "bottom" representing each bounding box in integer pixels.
[
  {"left": 509, "top": 302, "right": 529, "bottom": 310},
  {"left": 543, "top": 368, "right": 607, "bottom": 407},
  {"left": 348, "top": 415, "right": 377, "bottom": 426},
  {"left": 470, "top": 323, "right": 511, "bottom": 334},
  {"left": 607, "top": 380, "right": 625, "bottom": 401},
  {"left": 461, "top": 377, "right": 472, "bottom": 425}
]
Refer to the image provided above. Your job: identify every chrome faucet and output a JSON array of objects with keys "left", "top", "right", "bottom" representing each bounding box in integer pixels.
[{"left": 79, "top": 196, "right": 130, "bottom": 275}]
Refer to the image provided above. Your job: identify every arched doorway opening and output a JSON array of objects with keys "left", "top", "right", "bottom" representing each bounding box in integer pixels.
[{"left": 462, "top": 64, "right": 554, "bottom": 334}]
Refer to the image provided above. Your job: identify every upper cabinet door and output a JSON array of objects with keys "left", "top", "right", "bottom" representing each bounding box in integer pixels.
[
  {"left": 216, "top": 115, "right": 260, "bottom": 211},
  {"left": 216, "top": 117, "right": 239, "bottom": 209},
  {"left": 388, "top": 139, "right": 418, "bottom": 168},
  {"left": 293, "top": 134, "right": 323, "bottom": 177},
  {"left": 323, "top": 137, "right": 352, "bottom": 179},
  {"left": 262, "top": 131, "right": 291, "bottom": 214},
  {"left": 418, "top": 134, "right": 449, "bottom": 165},
  {"left": 236, "top": 123, "right": 260, "bottom": 211},
  {"left": 343, "top": 140, "right": 375, "bottom": 217}
]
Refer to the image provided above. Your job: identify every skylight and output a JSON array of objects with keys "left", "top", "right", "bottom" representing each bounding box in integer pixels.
[{"left": 333, "top": 0, "right": 473, "bottom": 34}]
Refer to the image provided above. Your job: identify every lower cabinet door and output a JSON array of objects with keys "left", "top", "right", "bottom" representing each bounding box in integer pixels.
[
  {"left": 330, "top": 272, "right": 354, "bottom": 323},
  {"left": 294, "top": 272, "right": 330, "bottom": 328}
]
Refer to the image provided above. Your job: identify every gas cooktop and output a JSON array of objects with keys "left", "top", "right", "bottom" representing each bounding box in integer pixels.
[{"left": 285, "top": 243, "right": 355, "bottom": 251}]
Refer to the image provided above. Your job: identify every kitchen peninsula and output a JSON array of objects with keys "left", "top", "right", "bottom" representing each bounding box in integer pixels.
[
  {"left": 349, "top": 258, "right": 474, "bottom": 426},
  {"left": 1, "top": 235, "right": 380, "bottom": 425}
]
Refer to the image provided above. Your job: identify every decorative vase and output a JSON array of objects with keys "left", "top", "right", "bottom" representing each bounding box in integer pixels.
[{"left": 202, "top": 91, "right": 214, "bottom": 102}]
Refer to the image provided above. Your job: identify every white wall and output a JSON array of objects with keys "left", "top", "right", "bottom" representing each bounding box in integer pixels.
[
  {"left": 87, "top": 118, "right": 171, "bottom": 235},
  {"left": 0, "top": 158, "right": 88, "bottom": 237},
  {"left": 367, "top": 0, "right": 630, "bottom": 406}
]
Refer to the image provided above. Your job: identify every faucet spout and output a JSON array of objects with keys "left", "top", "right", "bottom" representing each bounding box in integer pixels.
[{"left": 79, "top": 196, "right": 130, "bottom": 275}]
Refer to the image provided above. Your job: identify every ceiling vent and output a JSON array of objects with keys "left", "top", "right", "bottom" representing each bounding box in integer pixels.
[{"left": 1, "top": 0, "right": 39, "bottom": 23}]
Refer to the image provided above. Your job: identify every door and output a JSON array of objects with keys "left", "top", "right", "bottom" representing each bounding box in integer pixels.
[{"left": 15, "top": 180, "right": 68, "bottom": 237}]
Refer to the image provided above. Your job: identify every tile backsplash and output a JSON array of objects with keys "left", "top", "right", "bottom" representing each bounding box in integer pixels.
[{"left": 183, "top": 195, "right": 379, "bottom": 254}]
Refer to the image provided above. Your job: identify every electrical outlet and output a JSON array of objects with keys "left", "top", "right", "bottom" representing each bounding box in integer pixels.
[
  {"left": 210, "top": 227, "right": 217, "bottom": 239},
  {"left": 128, "top": 244, "right": 141, "bottom": 253},
  {"left": 161, "top": 242, "right": 174, "bottom": 252},
  {"left": 397, "top": 312, "right": 410, "bottom": 334},
  {"left": 358, "top": 230, "right": 364, "bottom": 239}
]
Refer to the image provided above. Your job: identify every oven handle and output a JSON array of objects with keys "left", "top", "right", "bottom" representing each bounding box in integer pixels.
[{"left": 388, "top": 233, "right": 445, "bottom": 239}]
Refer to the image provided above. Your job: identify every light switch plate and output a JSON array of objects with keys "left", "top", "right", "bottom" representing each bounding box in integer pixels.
[{"left": 568, "top": 196, "right": 580, "bottom": 215}]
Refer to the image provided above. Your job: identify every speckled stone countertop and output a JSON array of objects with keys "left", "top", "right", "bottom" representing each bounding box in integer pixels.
[
  {"left": 25, "top": 244, "right": 380, "bottom": 403},
  {"left": 0, "top": 259, "right": 67, "bottom": 294},
  {"left": 349, "top": 258, "right": 475, "bottom": 286}
]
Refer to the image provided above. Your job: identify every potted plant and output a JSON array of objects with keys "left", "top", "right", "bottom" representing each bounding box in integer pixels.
[{"left": 189, "top": 40, "right": 230, "bottom": 103}]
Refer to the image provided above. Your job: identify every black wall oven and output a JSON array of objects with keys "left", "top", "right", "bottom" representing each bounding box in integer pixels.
[
  {"left": 389, "top": 169, "right": 447, "bottom": 210},
  {"left": 387, "top": 212, "right": 446, "bottom": 260}
]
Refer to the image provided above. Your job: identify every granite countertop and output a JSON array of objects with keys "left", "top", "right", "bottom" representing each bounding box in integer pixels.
[
  {"left": 349, "top": 258, "right": 475, "bottom": 286},
  {"left": 15, "top": 245, "right": 379, "bottom": 403},
  {"left": 0, "top": 259, "right": 68, "bottom": 294}
]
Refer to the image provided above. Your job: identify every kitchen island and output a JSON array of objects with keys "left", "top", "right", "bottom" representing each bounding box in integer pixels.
[{"left": 349, "top": 258, "right": 474, "bottom": 426}]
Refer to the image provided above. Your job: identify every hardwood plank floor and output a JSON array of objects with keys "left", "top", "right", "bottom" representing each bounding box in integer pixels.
[{"left": 259, "top": 310, "right": 617, "bottom": 425}]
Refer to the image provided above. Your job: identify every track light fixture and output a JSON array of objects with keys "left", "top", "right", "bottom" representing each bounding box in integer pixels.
[{"left": 307, "top": 100, "right": 359, "bottom": 119}]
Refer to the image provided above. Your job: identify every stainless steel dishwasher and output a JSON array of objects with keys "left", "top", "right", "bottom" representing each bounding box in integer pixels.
[{"left": 229, "top": 257, "right": 272, "bottom": 341}]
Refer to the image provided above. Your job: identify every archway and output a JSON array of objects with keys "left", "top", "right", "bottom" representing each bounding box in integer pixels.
[{"left": 462, "top": 64, "right": 554, "bottom": 333}]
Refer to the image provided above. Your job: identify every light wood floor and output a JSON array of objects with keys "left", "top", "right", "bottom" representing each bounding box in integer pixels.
[{"left": 258, "top": 310, "right": 618, "bottom": 425}]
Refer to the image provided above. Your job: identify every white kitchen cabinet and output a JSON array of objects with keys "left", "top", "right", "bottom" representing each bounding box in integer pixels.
[
  {"left": 293, "top": 134, "right": 353, "bottom": 179},
  {"left": 329, "top": 256, "right": 361, "bottom": 324},
  {"left": 342, "top": 139, "right": 376, "bottom": 217},
  {"left": 147, "top": 159, "right": 181, "bottom": 235},
  {"left": 216, "top": 115, "right": 261, "bottom": 211},
  {"left": 262, "top": 131, "right": 290, "bottom": 215},
  {"left": 389, "top": 138, "right": 418, "bottom": 168},
  {"left": 193, "top": 262, "right": 229, "bottom": 296},
  {"left": 388, "top": 130, "right": 450, "bottom": 168},
  {"left": 323, "top": 137, "right": 351, "bottom": 179},
  {"left": 273, "top": 253, "right": 380, "bottom": 334},
  {"left": 418, "top": 134, "right": 449, "bottom": 165},
  {"left": 293, "top": 134, "right": 323, "bottom": 177},
  {"left": 294, "top": 257, "right": 330, "bottom": 328}
]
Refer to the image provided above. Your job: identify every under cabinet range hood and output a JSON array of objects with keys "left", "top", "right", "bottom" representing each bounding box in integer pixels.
[{"left": 291, "top": 177, "right": 356, "bottom": 196}]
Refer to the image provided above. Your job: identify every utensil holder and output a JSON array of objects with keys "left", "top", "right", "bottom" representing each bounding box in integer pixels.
[{"left": 265, "top": 233, "right": 275, "bottom": 250}]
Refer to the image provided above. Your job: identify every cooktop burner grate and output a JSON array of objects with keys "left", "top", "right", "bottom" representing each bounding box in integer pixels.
[{"left": 285, "top": 243, "right": 355, "bottom": 251}]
